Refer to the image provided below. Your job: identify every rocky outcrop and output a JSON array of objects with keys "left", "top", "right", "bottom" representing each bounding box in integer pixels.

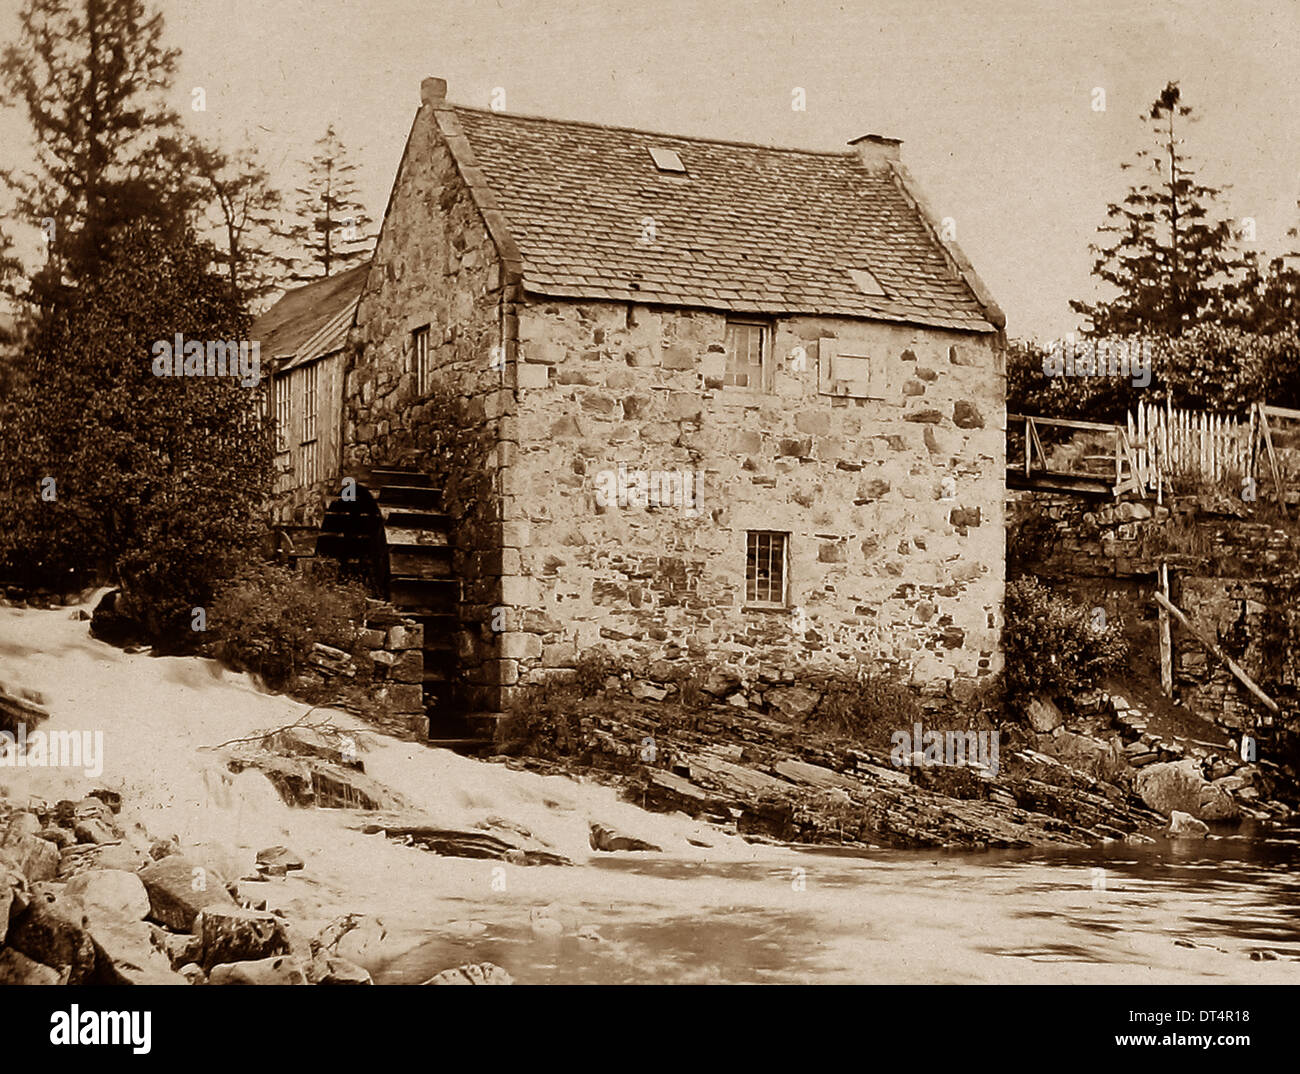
[
  {"left": 422, "top": 962, "right": 514, "bottom": 985},
  {"left": 1137, "top": 760, "right": 1240, "bottom": 821},
  {"left": 136, "top": 856, "right": 237, "bottom": 932}
]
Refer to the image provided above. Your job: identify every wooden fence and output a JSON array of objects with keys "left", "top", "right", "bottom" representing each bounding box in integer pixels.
[{"left": 1127, "top": 400, "right": 1252, "bottom": 494}]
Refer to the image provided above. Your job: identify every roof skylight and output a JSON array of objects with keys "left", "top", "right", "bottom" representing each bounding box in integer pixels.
[
  {"left": 848, "top": 267, "right": 887, "bottom": 297},
  {"left": 648, "top": 146, "right": 687, "bottom": 173}
]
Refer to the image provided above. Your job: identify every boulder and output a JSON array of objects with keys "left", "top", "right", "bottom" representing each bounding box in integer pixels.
[
  {"left": 152, "top": 928, "right": 202, "bottom": 970},
  {"left": 81, "top": 917, "right": 185, "bottom": 984},
  {"left": 308, "top": 954, "right": 373, "bottom": 985},
  {"left": 1044, "top": 731, "right": 1129, "bottom": 782},
  {"left": 73, "top": 818, "right": 119, "bottom": 845},
  {"left": 208, "top": 955, "right": 308, "bottom": 985},
  {"left": 1136, "top": 760, "right": 1239, "bottom": 820},
  {"left": 62, "top": 869, "right": 150, "bottom": 923},
  {"left": 93, "top": 843, "right": 150, "bottom": 872},
  {"left": 2, "top": 834, "right": 61, "bottom": 882},
  {"left": 255, "top": 845, "right": 304, "bottom": 872},
  {"left": 588, "top": 823, "right": 661, "bottom": 853},
  {"left": 197, "top": 905, "right": 289, "bottom": 969},
  {"left": 1168, "top": 810, "right": 1209, "bottom": 838},
  {"left": 137, "top": 855, "right": 236, "bottom": 931},
  {"left": 1026, "top": 696, "right": 1064, "bottom": 734},
  {"left": 5, "top": 897, "right": 97, "bottom": 983},
  {"left": 2, "top": 811, "right": 42, "bottom": 846},
  {"left": 629, "top": 680, "right": 669, "bottom": 702},
  {"left": 1, "top": 863, "right": 27, "bottom": 943},
  {"left": 422, "top": 962, "right": 514, "bottom": 985},
  {"left": 0, "top": 946, "right": 61, "bottom": 985},
  {"left": 765, "top": 686, "right": 822, "bottom": 721}
]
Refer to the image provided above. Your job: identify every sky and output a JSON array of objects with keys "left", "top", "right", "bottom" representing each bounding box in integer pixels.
[{"left": 2, "top": 0, "right": 1299, "bottom": 340}]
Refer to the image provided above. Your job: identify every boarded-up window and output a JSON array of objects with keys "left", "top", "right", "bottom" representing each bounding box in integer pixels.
[
  {"left": 725, "top": 320, "right": 766, "bottom": 389},
  {"left": 746, "top": 531, "right": 788, "bottom": 605},
  {"left": 818, "top": 337, "right": 873, "bottom": 398}
]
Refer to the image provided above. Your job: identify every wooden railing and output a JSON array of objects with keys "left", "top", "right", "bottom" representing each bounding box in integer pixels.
[{"left": 1011, "top": 401, "right": 1299, "bottom": 508}]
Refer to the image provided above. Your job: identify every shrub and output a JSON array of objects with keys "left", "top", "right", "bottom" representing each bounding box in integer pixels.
[
  {"left": 573, "top": 648, "right": 616, "bottom": 697},
  {"left": 1003, "top": 577, "right": 1128, "bottom": 711},
  {"left": 806, "top": 669, "right": 922, "bottom": 748},
  {"left": 207, "top": 560, "right": 369, "bottom": 690}
]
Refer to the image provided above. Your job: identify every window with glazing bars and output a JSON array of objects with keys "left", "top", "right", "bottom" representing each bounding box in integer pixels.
[
  {"left": 413, "top": 324, "right": 431, "bottom": 394},
  {"left": 274, "top": 376, "right": 291, "bottom": 455},
  {"left": 746, "top": 531, "right": 787, "bottom": 605},
  {"left": 724, "top": 320, "right": 766, "bottom": 389},
  {"left": 300, "top": 363, "right": 319, "bottom": 484}
]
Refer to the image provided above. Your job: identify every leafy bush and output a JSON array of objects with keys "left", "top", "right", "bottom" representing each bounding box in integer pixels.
[
  {"left": 207, "top": 560, "right": 369, "bottom": 690},
  {"left": 573, "top": 648, "right": 616, "bottom": 696},
  {"left": 806, "top": 669, "right": 922, "bottom": 748},
  {"left": 1003, "top": 578, "right": 1127, "bottom": 711}
]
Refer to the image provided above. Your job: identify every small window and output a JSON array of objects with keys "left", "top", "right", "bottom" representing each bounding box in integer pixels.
[
  {"left": 746, "top": 531, "right": 788, "bottom": 606},
  {"left": 648, "top": 147, "right": 686, "bottom": 173},
  {"left": 412, "top": 324, "right": 431, "bottom": 394},
  {"left": 725, "top": 320, "right": 767, "bottom": 389}
]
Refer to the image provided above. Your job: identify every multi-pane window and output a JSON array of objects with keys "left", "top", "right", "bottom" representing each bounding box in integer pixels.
[
  {"left": 724, "top": 320, "right": 766, "bottom": 389},
  {"left": 273, "top": 376, "right": 291, "bottom": 455},
  {"left": 300, "top": 363, "right": 319, "bottom": 485},
  {"left": 412, "top": 325, "right": 431, "bottom": 394},
  {"left": 746, "top": 531, "right": 788, "bottom": 605}
]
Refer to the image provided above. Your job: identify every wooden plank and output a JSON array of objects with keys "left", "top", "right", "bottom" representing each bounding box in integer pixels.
[
  {"left": 1263, "top": 403, "right": 1300, "bottom": 421},
  {"left": 1157, "top": 563, "right": 1173, "bottom": 697},
  {"left": 1259, "top": 403, "right": 1287, "bottom": 517},
  {"left": 1152, "top": 590, "right": 1279, "bottom": 714},
  {"left": 1006, "top": 414, "right": 1118, "bottom": 432}
]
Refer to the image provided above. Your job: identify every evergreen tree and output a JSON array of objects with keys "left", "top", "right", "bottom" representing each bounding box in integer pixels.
[
  {"left": 273, "top": 124, "right": 374, "bottom": 281},
  {"left": 1071, "top": 82, "right": 1248, "bottom": 338},
  {"left": 0, "top": 0, "right": 194, "bottom": 303}
]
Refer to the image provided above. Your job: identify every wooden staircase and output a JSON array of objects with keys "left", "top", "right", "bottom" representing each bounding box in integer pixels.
[{"left": 316, "top": 465, "right": 491, "bottom": 751}]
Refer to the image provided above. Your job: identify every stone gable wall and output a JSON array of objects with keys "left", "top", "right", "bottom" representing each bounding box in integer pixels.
[
  {"left": 496, "top": 301, "right": 1006, "bottom": 704},
  {"left": 342, "top": 106, "right": 510, "bottom": 709}
]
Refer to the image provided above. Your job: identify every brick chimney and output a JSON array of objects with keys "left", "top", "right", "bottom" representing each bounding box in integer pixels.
[
  {"left": 849, "top": 133, "right": 902, "bottom": 170},
  {"left": 421, "top": 77, "right": 448, "bottom": 106}
]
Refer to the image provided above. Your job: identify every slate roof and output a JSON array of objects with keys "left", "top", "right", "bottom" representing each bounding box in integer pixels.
[
  {"left": 251, "top": 262, "right": 369, "bottom": 371},
  {"left": 449, "top": 107, "right": 998, "bottom": 332}
]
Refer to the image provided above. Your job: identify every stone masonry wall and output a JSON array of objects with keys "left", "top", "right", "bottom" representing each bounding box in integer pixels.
[
  {"left": 292, "top": 598, "right": 427, "bottom": 736},
  {"left": 342, "top": 101, "right": 509, "bottom": 710},
  {"left": 1009, "top": 487, "right": 1300, "bottom": 736},
  {"left": 498, "top": 301, "right": 1006, "bottom": 704}
]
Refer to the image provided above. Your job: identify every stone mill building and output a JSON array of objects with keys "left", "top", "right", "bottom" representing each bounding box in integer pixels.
[{"left": 257, "top": 76, "right": 1008, "bottom": 738}]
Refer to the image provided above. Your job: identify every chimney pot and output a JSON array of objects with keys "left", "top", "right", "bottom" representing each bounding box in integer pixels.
[
  {"left": 421, "top": 77, "right": 448, "bottom": 106},
  {"left": 849, "top": 133, "right": 902, "bottom": 170}
]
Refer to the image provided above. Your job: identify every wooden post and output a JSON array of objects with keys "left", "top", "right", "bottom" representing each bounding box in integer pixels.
[
  {"left": 1157, "top": 562, "right": 1173, "bottom": 697},
  {"left": 1152, "top": 590, "right": 1280, "bottom": 714},
  {"left": 1259, "top": 402, "right": 1287, "bottom": 517}
]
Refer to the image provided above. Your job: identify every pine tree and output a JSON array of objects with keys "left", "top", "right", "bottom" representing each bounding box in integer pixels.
[
  {"left": 273, "top": 124, "right": 373, "bottom": 281},
  {"left": 1071, "top": 82, "right": 1248, "bottom": 338}
]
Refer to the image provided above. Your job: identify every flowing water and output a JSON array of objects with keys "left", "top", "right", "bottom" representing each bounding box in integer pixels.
[
  {"left": 377, "top": 825, "right": 1300, "bottom": 984},
  {"left": 3, "top": 600, "right": 1299, "bottom": 985}
]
